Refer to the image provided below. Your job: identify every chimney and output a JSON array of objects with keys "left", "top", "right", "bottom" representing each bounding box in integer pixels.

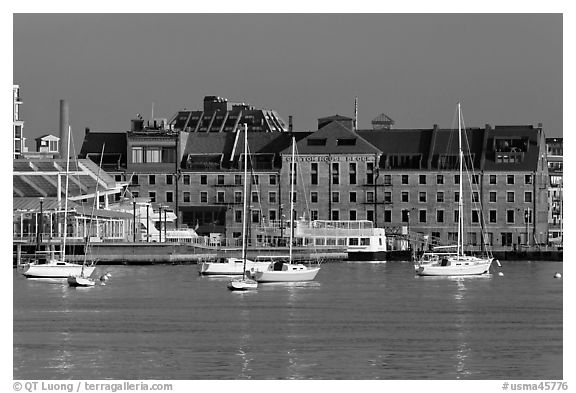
[
  {"left": 289, "top": 116, "right": 293, "bottom": 132},
  {"left": 59, "top": 99, "right": 69, "bottom": 158}
]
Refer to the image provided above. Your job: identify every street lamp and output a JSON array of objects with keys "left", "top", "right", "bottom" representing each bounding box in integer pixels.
[{"left": 38, "top": 197, "right": 44, "bottom": 247}]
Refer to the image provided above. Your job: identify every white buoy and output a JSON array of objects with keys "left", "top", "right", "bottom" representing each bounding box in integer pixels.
[
  {"left": 554, "top": 272, "right": 562, "bottom": 279},
  {"left": 495, "top": 259, "right": 502, "bottom": 268},
  {"left": 498, "top": 272, "right": 504, "bottom": 277}
]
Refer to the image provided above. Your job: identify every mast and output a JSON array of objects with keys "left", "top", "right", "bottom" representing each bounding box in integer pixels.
[
  {"left": 241, "top": 124, "right": 248, "bottom": 278},
  {"left": 62, "top": 126, "right": 71, "bottom": 263},
  {"left": 289, "top": 136, "right": 296, "bottom": 263},
  {"left": 457, "top": 103, "right": 464, "bottom": 257}
]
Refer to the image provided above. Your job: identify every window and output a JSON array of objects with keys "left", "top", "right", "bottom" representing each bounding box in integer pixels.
[
  {"left": 183, "top": 192, "right": 190, "bottom": 203},
  {"left": 437, "top": 175, "right": 444, "bottom": 184},
  {"left": 149, "top": 175, "right": 156, "bottom": 185},
  {"left": 472, "top": 192, "right": 479, "bottom": 203},
  {"left": 349, "top": 163, "right": 357, "bottom": 184},
  {"left": 419, "top": 192, "right": 427, "bottom": 203},
  {"left": 507, "top": 175, "right": 515, "bottom": 185},
  {"left": 507, "top": 210, "right": 515, "bottom": 223},
  {"left": 235, "top": 210, "right": 242, "bottom": 223},
  {"left": 401, "top": 191, "right": 409, "bottom": 202},
  {"left": 269, "top": 192, "right": 277, "bottom": 204},
  {"left": 251, "top": 210, "right": 260, "bottom": 224},
  {"left": 269, "top": 175, "right": 277, "bottom": 185},
  {"left": 331, "top": 210, "right": 340, "bottom": 220},
  {"left": 366, "top": 191, "right": 374, "bottom": 203},
  {"left": 524, "top": 192, "right": 532, "bottom": 203},
  {"left": 269, "top": 210, "right": 277, "bottom": 221},
  {"left": 235, "top": 175, "right": 242, "bottom": 185},
  {"left": 468, "top": 232, "right": 478, "bottom": 246},
  {"left": 490, "top": 175, "right": 497, "bottom": 185},
  {"left": 183, "top": 175, "right": 190, "bottom": 185},
  {"left": 217, "top": 175, "right": 224, "bottom": 185},
  {"left": 384, "top": 191, "right": 392, "bottom": 203},
  {"left": 472, "top": 174, "right": 479, "bottom": 184},
  {"left": 217, "top": 191, "right": 225, "bottom": 203},
  {"left": 166, "top": 175, "right": 173, "bottom": 185},
  {"left": 311, "top": 163, "right": 318, "bottom": 185},
  {"left": 311, "top": 210, "right": 319, "bottom": 221},
  {"left": 146, "top": 147, "right": 161, "bottom": 163},
  {"left": 349, "top": 210, "right": 357, "bottom": 220},
  {"left": 200, "top": 175, "right": 207, "bottom": 185},
  {"left": 132, "top": 175, "right": 139, "bottom": 185},
  {"left": 384, "top": 175, "right": 392, "bottom": 185},
  {"left": 311, "top": 191, "right": 318, "bottom": 203},
  {"left": 454, "top": 175, "right": 460, "bottom": 184},
  {"left": 149, "top": 191, "right": 156, "bottom": 203},
  {"left": 437, "top": 210, "right": 444, "bottom": 223},
  {"left": 200, "top": 192, "right": 208, "bottom": 203},
  {"left": 419, "top": 210, "right": 427, "bottom": 223},
  {"left": 234, "top": 191, "right": 242, "bottom": 204},
  {"left": 448, "top": 232, "right": 458, "bottom": 243},
  {"left": 366, "top": 163, "right": 374, "bottom": 185},
  {"left": 419, "top": 175, "right": 426, "bottom": 184},
  {"left": 384, "top": 210, "right": 392, "bottom": 223},
  {"left": 332, "top": 192, "right": 340, "bottom": 203},
  {"left": 132, "top": 147, "right": 143, "bottom": 163},
  {"left": 525, "top": 174, "right": 532, "bottom": 184},
  {"left": 252, "top": 175, "right": 259, "bottom": 185},
  {"left": 489, "top": 192, "right": 497, "bottom": 203},
  {"left": 437, "top": 192, "right": 444, "bottom": 203},
  {"left": 401, "top": 209, "right": 409, "bottom": 223},
  {"left": 454, "top": 192, "right": 460, "bottom": 203},
  {"left": 401, "top": 174, "right": 409, "bottom": 185},
  {"left": 472, "top": 210, "right": 480, "bottom": 224},
  {"left": 501, "top": 232, "right": 513, "bottom": 247},
  {"left": 454, "top": 210, "right": 459, "bottom": 223},
  {"left": 291, "top": 192, "right": 297, "bottom": 203},
  {"left": 524, "top": 209, "right": 533, "bottom": 224},
  {"left": 507, "top": 192, "right": 515, "bottom": 203},
  {"left": 349, "top": 192, "right": 357, "bottom": 203},
  {"left": 489, "top": 210, "right": 497, "bottom": 223},
  {"left": 332, "top": 163, "right": 340, "bottom": 185},
  {"left": 367, "top": 210, "right": 374, "bottom": 222},
  {"left": 166, "top": 191, "right": 174, "bottom": 203},
  {"left": 252, "top": 192, "right": 259, "bottom": 203}
]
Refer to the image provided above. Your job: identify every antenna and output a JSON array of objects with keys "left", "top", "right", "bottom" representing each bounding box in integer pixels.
[
  {"left": 151, "top": 102, "right": 155, "bottom": 122},
  {"left": 354, "top": 97, "right": 358, "bottom": 131}
]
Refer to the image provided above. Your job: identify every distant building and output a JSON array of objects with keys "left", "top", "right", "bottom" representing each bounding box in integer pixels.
[
  {"left": 13, "top": 85, "right": 26, "bottom": 158},
  {"left": 546, "top": 137, "right": 563, "bottom": 244}
]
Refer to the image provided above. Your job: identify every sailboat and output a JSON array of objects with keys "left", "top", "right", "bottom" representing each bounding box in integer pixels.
[
  {"left": 252, "top": 136, "right": 321, "bottom": 283},
  {"left": 22, "top": 127, "right": 96, "bottom": 279},
  {"left": 68, "top": 144, "right": 105, "bottom": 287},
  {"left": 416, "top": 103, "right": 494, "bottom": 276},
  {"left": 227, "top": 125, "right": 258, "bottom": 291}
]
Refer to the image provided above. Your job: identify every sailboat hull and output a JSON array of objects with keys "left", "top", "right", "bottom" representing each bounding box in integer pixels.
[
  {"left": 254, "top": 266, "right": 320, "bottom": 283},
  {"left": 227, "top": 278, "right": 258, "bottom": 291},
  {"left": 200, "top": 258, "right": 270, "bottom": 276},
  {"left": 417, "top": 258, "right": 492, "bottom": 276},
  {"left": 22, "top": 262, "right": 95, "bottom": 279},
  {"left": 67, "top": 275, "right": 96, "bottom": 287}
]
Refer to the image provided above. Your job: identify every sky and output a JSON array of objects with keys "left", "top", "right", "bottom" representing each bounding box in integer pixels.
[{"left": 13, "top": 13, "right": 563, "bottom": 151}]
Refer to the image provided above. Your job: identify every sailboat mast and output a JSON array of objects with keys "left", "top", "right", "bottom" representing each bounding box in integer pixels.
[
  {"left": 457, "top": 103, "right": 464, "bottom": 257},
  {"left": 241, "top": 124, "right": 248, "bottom": 278},
  {"left": 62, "top": 126, "right": 72, "bottom": 263},
  {"left": 289, "top": 137, "right": 296, "bottom": 262}
]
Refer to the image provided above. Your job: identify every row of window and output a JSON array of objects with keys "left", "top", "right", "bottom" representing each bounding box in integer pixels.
[
  {"left": 131, "top": 146, "right": 177, "bottom": 164},
  {"left": 228, "top": 208, "right": 534, "bottom": 225},
  {"left": 128, "top": 171, "right": 534, "bottom": 187}
]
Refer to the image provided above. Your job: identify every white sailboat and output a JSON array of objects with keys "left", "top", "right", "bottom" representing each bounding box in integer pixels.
[
  {"left": 227, "top": 124, "right": 258, "bottom": 291},
  {"left": 22, "top": 126, "right": 96, "bottom": 279},
  {"left": 68, "top": 143, "right": 105, "bottom": 287},
  {"left": 416, "top": 103, "right": 494, "bottom": 276},
  {"left": 252, "top": 136, "right": 321, "bottom": 283}
]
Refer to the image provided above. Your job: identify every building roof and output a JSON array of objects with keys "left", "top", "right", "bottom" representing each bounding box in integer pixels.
[
  {"left": 79, "top": 131, "right": 127, "bottom": 170},
  {"left": 292, "top": 122, "right": 381, "bottom": 155}
]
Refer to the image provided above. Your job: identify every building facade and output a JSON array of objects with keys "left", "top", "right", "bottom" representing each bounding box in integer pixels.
[
  {"left": 546, "top": 137, "right": 563, "bottom": 244},
  {"left": 13, "top": 85, "right": 26, "bottom": 158}
]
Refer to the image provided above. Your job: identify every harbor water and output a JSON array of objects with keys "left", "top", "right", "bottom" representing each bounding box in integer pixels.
[{"left": 13, "top": 261, "right": 562, "bottom": 380}]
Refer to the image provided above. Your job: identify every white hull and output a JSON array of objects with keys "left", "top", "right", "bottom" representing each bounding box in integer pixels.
[
  {"left": 22, "top": 261, "right": 96, "bottom": 279},
  {"left": 200, "top": 258, "right": 270, "bottom": 276},
  {"left": 67, "top": 275, "right": 96, "bottom": 287},
  {"left": 253, "top": 265, "right": 320, "bottom": 283},
  {"left": 227, "top": 278, "right": 258, "bottom": 291},
  {"left": 417, "top": 258, "right": 492, "bottom": 276}
]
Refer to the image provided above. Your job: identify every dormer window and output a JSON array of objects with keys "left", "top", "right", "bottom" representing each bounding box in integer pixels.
[
  {"left": 307, "top": 138, "right": 327, "bottom": 146},
  {"left": 337, "top": 138, "right": 356, "bottom": 146}
]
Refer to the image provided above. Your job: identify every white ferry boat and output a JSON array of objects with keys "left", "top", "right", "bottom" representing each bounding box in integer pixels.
[{"left": 295, "top": 219, "right": 387, "bottom": 261}]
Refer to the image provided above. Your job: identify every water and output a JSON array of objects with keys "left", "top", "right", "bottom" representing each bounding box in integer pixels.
[{"left": 13, "top": 261, "right": 562, "bottom": 380}]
